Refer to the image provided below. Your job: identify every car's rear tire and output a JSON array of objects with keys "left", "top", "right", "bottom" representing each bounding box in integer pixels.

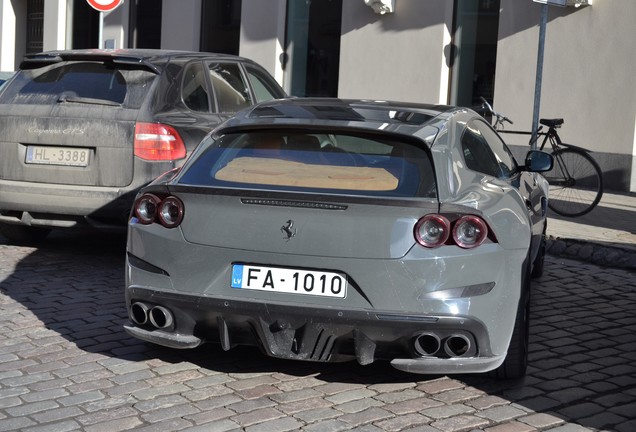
[
  {"left": 0, "top": 224, "right": 51, "bottom": 244},
  {"left": 531, "top": 229, "right": 546, "bottom": 279},
  {"left": 493, "top": 265, "right": 530, "bottom": 380}
]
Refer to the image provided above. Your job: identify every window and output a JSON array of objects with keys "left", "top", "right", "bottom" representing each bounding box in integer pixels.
[
  {"left": 245, "top": 65, "right": 285, "bottom": 103},
  {"left": 182, "top": 62, "right": 211, "bottom": 112},
  {"left": 0, "top": 62, "right": 156, "bottom": 109},
  {"left": 179, "top": 131, "right": 436, "bottom": 198},
  {"left": 26, "top": 0, "right": 44, "bottom": 54},
  {"left": 284, "top": 0, "right": 342, "bottom": 97},
  {"left": 207, "top": 63, "right": 252, "bottom": 113},
  {"left": 450, "top": 0, "right": 501, "bottom": 107},
  {"left": 474, "top": 120, "right": 518, "bottom": 175},
  {"left": 461, "top": 119, "right": 517, "bottom": 178}
]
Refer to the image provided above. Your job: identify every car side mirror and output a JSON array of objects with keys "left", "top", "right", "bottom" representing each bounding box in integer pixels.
[{"left": 524, "top": 150, "right": 553, "bottom": 172}]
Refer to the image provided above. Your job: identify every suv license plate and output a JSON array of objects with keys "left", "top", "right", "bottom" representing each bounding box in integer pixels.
[
  {"left": 231, "top": 264, "right": 347, "bottom": 298},
  {"left": 26, "top": 145, "right": 91, "bottom": 167}
]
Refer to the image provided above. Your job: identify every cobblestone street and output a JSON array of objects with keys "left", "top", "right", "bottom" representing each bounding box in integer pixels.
[{"left": 0, "top": 231, "right": 634, "bottom": 432}]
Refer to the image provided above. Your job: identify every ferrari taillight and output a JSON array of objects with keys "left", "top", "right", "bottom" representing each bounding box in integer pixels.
[
  {"left": 452, "top": 215, "right": 488, "bottom": 249},
  {"left": 157, "top": 196, "right": 184, "bottom": 228},
  {"left": 134, "top": 193, "right": 161, "bottom": 225},
  {"left": 414, "top": 214, "right": 492, "bottom": 249},
  {"left": 133, "top": 193, "right": 184, "bottom": 228},
  {"left": 414, "top": 215, "right": 451, "bottom": 248},
  {"left": 134, "top": 122, "right": 187, "bottom": 161}
]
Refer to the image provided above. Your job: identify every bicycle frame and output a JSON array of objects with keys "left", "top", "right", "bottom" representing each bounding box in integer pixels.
[
  {"left": 481, "top": 97, "right": 603, "bottom": 217},
  {"left": 497, "top": 127, "right": 591, "bottom": 153}
]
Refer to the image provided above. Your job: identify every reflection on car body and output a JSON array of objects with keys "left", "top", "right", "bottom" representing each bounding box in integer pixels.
[
  {"left": 0, "top": 49, "right": 286, "bottom": 243},
  {"left": 124, "top": 98, "right": 553, "bottom": 379}
]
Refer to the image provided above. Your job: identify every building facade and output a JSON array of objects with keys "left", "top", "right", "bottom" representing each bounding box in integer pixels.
[{"left": 1, "top": 0, "right": 634, "bottom": 192}]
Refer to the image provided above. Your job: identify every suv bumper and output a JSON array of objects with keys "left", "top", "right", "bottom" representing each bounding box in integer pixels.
[{"left": 0, "top": 179, "right": 139, "bottom": 228}]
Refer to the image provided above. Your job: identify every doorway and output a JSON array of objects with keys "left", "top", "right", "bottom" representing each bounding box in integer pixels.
[
  {"left": 449, "top": 0, "right": 501, "bottom": 108},
  {"left": 71, "top": 0, "right": 99, "bottom": 49},
  {"left": 284, "top": 0, "right": 342, "bottom": 97},
  {"left": 129, "top": 0, "right": 163, "bottom": 49},
  {"left": 200, "top": 0, "right": 242, "bottom": 55}
]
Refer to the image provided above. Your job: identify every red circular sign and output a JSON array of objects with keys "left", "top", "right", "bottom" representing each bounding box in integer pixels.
[{"left": 86, "top": 0, "right": 123, "bottom": 12}]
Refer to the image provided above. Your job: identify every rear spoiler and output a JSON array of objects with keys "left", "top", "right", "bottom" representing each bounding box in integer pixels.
[{"left": 20, "top": 53, "right": 161, "bottom": 74}]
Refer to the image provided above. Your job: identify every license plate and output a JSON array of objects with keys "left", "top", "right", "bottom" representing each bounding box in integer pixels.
[
  {"left": 231, "top": 264, "right": 347, "bottom": 298},
  {"left": 26, "top": 146, "right": 91, "bottom": 167}
]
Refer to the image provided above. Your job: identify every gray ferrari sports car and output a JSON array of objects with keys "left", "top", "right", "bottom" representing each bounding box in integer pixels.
[{"left": 124, "top": 98, "right": 553, "bottom": 379}]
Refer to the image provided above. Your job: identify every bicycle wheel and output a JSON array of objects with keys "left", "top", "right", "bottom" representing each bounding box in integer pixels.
[{"left": 544, "top": 148, "right": 603, "bottom": 217}]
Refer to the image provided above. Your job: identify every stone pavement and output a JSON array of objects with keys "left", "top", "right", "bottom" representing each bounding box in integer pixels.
[{"left": 0, "top": 191, "right": 634, "bottom": 431}]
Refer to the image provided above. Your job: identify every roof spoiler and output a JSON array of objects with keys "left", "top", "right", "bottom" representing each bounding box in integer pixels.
[{"left": 20, "top": 53, "right": 161, "bottom": 74}]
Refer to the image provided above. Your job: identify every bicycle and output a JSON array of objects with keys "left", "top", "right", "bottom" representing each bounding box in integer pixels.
[{"left": 480, "top": 97, "right": 603, "bottom": 217}]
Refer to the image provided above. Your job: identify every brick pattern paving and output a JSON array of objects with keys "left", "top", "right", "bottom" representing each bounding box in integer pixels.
[{"left": 0, "top": 233, "right": 634, "bottom": 431}]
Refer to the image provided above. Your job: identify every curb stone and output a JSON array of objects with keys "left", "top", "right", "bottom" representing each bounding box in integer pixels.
[{"left": 546, "top": 237, "right": 636, "bottom": 270}]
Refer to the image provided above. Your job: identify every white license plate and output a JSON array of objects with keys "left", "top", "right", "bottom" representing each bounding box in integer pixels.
[
  {"left": 231, "top": 264, "right": 347, "bottom": 298},
  {"left": 26, "top": 146, "right": 91, "bottom": 167}
]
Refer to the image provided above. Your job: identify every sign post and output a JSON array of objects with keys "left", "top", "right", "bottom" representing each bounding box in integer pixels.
[
  {"left": 86, "top": 0, "right": 124, "bottom": 48},
  {"left": 530, "top": 0, "right": 591, "bottom": 148},
  {"left": 531, "top": 3, "right": 548, "bottom": 150}
]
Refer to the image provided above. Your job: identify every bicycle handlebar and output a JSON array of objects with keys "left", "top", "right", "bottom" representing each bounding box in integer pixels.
[{"left": 480, "top": 96, "right": 513, "bottom": 125}]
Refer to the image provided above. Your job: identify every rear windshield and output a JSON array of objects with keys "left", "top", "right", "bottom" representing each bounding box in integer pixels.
[
  {"left": 0, "top": 61, "right": 156, "bottom": 108},
  {"left": 178, "top": 131, "right": 436, "bottom": 198}
]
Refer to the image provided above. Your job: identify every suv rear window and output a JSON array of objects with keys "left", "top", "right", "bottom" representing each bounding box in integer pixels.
[
  {"left": 0, "top": 62, "right": 156, "bottom": 109},
  {"left": 179, "top": 131, "right": 436, "bottom": 198}
]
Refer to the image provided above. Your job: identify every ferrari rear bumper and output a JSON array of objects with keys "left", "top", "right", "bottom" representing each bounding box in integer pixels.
[{"left": 124, "top": 286, "right": 507, "bottom": 374}]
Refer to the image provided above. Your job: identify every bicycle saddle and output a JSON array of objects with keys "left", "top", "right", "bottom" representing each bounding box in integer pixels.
[{"left": 540, "top": 118, "right": 564, "bottom": 128}]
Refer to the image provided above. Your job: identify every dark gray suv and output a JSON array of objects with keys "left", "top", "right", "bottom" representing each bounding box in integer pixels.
[{"left": 0, "top": 49, "right": 286, "bottom": 242}]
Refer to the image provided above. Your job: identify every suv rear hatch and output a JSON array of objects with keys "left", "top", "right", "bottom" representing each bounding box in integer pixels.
[{"left": 0, "top": 57, "right": 158, "bottom": 188}]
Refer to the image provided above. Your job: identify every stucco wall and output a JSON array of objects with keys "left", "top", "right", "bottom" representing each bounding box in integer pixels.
[
  {"left": 494, "top": 0, "right": 636, "bottom": 191},
  {"left": 161, "top": 0, "right": 201, "bottom": 51},
  {"left": 239, "top": 0, "right": 286, "bottom": 85},
  {"left": 102, "top": 1, "right": 129, "bottom": 50},
  {"left": 338, "top": 0, "right": 451, "bottom": 104},
  {"left": 0, "top": 0, "right": 26, "bottom": 71}
]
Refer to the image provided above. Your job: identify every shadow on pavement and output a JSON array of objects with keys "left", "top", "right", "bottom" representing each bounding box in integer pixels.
[
  {"left": 1, "top": 231, "right": 634, "bottom": 431},
  {"left": 548, "top": 192, "right": 636, "bottom": 234},
  {"left": 548, "top": 204, "right": 636, "bottom": 235}
]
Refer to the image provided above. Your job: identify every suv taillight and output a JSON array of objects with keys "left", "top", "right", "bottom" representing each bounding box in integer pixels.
[{"left": 134, "top": 122, "right": 186, "bottom": 161}]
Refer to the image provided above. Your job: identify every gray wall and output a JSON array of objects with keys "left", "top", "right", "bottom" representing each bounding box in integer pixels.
[
  {"left": 161, "top": 0, "right": 202, "bottom": 51},
  {"left": 239, "top": 0, "right": 286, "bottom": 85},
  {"left": 494, "top": 0, "right": 636, "bottom": 191},
  {"left": 338, "top": 0, "right": 451, "bottom": 104}
]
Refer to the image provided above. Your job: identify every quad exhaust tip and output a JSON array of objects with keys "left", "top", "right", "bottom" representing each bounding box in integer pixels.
[
  {"left": 413, "top": 333, "right": 441, "bottom": 356},
  {"left": 130, "top": 302, "right": 150, "bottom": 326},
  {"left": 444, "top": 334, "right": 471, "bottom": 357},
  {"left": 130, "top": 302, "right": 174, "bottom": 330}
]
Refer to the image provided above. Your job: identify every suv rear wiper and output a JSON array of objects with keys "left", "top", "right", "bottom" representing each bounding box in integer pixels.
[{"left": 57, "top": 95, "right": 122, "bottom": 107}]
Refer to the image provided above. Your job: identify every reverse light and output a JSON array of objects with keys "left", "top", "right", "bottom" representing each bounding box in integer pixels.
[
  {"left": 414, "top": 215, "right": 451, "bottom": 247},
  {"left": 134, "top": 122, "right": 186, "bottom": 161},
  {"left": 133, "top": 193, "right": 184, "bottom": 228}
]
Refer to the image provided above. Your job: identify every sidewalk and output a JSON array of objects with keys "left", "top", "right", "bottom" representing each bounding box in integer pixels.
[{"left": 545, "top": 190, "right": 636, "bottom": 269}]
